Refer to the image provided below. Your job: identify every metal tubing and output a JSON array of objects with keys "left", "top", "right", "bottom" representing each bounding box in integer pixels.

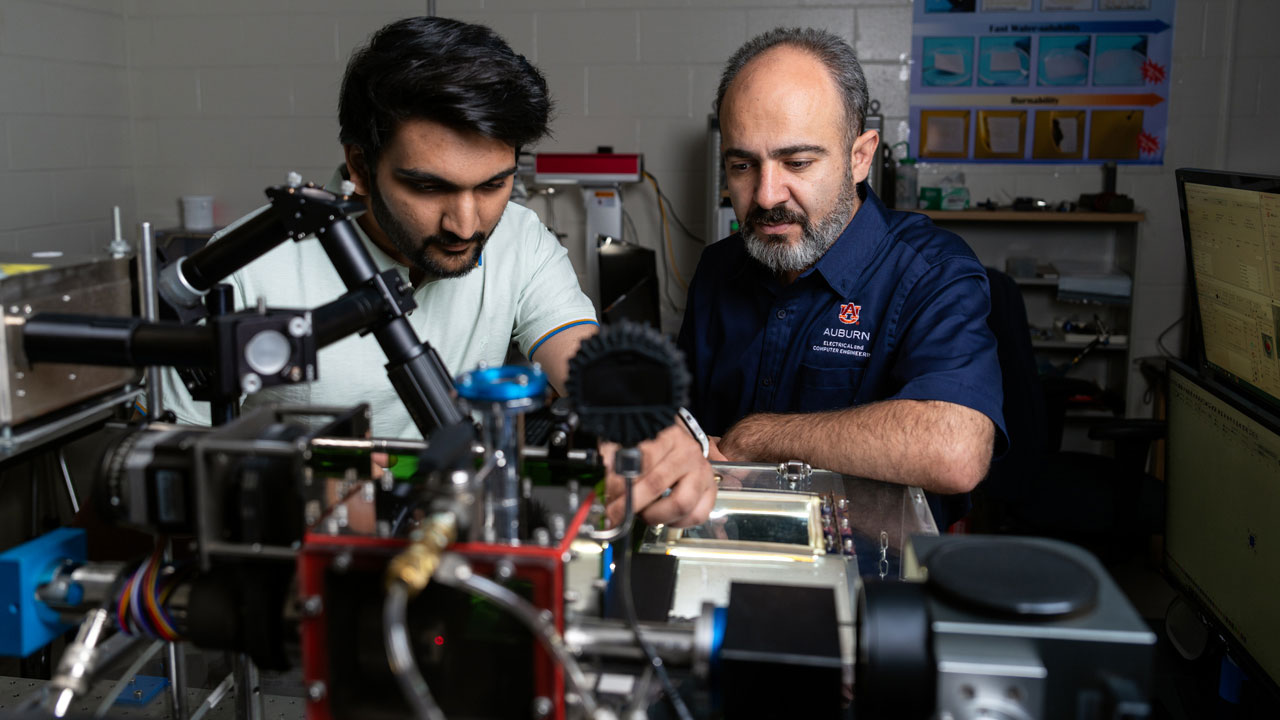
[
  {"left": 189, "top": 672, "right": 235, "bottom": 720},
  {"left": 565, "top": 618, "right": 696, "bottom": 665},
  {"left": 57, "top": 448, "right": 79, "bottom": 514},
  {"left": 310, "top": 436, "right": 429, "bottom": 454},
  {"left": 43, "top": 609, "right": 143, "bottom": 717},
  {"left": 307, "top": 436, "right": 598, "bottom": 463},
  {"left": 163, "top": 540, "right": 189, "bottom": 720},
  {"left": 481, "top": 407, "right": 522, "bottom": 543},
  {"left": 37, "top": 561, "right": 127, "bottom": 617},
  {"left": 141, "top": 222, "right": 163, "bottom": 420},
  {"left": 232, "top": 653, "right": 263, "bottom": 720}
]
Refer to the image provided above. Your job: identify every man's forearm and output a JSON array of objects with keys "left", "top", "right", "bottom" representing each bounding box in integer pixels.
[{"left": 717, "top": 399, "right": 994, "bottom": 494}]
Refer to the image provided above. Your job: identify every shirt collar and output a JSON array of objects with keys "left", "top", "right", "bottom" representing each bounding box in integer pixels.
[{"left": 808, "top": 183, "right": 892, "bottom": 298}]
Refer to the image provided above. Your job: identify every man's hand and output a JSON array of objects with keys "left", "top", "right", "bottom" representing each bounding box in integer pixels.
[{"left": 601, "top": 423, "right": 717, "bottom": 529}]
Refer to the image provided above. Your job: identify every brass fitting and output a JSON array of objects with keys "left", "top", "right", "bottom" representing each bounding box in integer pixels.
[{"left": 385, "top": 512, "right": 457, "bottom": 596}]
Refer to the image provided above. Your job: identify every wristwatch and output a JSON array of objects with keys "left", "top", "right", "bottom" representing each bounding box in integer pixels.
[{"left": 677, "top": 407, "right": 710, "bottom": 458}]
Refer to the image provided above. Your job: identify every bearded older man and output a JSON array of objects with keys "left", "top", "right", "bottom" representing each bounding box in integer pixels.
[{"left": 678, "top": 28, "right": 1007, "bottom": 529}]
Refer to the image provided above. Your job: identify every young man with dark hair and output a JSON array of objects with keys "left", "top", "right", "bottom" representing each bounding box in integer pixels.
[
  {"left": 164, "top": 17, "right": 715, "bottom": 528},
  {"left": 680, "top": 28, "right": 1006, "bottom": 528}
]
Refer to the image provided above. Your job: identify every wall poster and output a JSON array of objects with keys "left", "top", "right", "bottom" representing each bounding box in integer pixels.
[{"left": 910, "top": 0, "right": 1174, "bottom": 164}]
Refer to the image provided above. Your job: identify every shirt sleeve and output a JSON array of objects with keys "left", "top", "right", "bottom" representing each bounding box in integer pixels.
[
  {"left": 677, "top": 259, "right": 711, "bottom": 421},
  {"left": 510, "top": 214, "right": 599, "bottom": 361},
  {"left": 890, "top": 258, "right": 1009, "bottom": 454},
  {"left": 158, "top": 366, "right": 210, "bottom": 425}
]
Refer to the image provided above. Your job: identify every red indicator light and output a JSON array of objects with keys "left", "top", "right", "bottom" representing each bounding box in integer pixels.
[{"left": 433, "top": 635, "right": 445, "bottom": 646}]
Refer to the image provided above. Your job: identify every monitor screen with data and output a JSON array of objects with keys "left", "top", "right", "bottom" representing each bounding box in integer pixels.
[
  {"left": 1165, "top": 360, "right": 1280, "bottom": 692},
  {"left": 1177, "top": 168, "right": 1280, "bottom": 411}
]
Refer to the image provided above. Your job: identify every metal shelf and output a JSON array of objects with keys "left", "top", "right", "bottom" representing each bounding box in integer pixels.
[
  {"left": 1032, "top": 340, "right": 1128, "bottom": 351},
  {"left": 919, "top": 210, "right": 1145, "bottom": 223}
]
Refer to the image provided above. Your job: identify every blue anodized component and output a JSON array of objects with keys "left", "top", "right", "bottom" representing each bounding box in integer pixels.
[
  {"left": 456, "top": 364, "right": 548, "bottom": 543},
  {"left": 455, "top": 364, "right": 548, "bottom": 404},
  {"left": 0, "top": 527, "right": 88, "bottom": 657},
  {"left": 710, "top": 605, "right": 728, "bottom": 674}
]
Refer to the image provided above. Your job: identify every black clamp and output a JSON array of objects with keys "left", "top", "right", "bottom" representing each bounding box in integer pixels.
[{"left": 264, "top": 183, "right": 366, "bottom": 242}]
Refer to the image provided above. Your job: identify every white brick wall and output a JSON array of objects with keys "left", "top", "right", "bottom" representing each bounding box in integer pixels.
[
  {"left": 0, "top": 0, "right": 1274, "bottom": 414},
  {"left": 0, "top": 0, "right": 131, "bottom": 255}
]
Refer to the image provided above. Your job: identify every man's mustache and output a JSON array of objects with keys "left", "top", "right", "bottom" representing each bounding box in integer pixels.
[
  {"left": 745, "top": 205, "right": 809, "bottom": 231},
  {"left": 424, "top": 231, "right": 486, "bottom": 247}
]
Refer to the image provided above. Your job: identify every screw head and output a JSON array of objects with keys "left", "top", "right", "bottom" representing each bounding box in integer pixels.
[
  {"left": 241, "top": 373, "right": 263, "bottom": 394},
  {"left": 301, "top": 595, "right": 323, "bottom": 617}
]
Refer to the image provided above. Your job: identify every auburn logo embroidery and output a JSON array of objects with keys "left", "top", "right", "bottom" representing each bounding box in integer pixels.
[{"left": 838, "top": 302, "right": 861, "bottom": 325}]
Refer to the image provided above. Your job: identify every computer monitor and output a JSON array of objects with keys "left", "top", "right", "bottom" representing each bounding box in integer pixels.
[
  {"left": 1176, "top": 168, "right": 1280, "bottom": 411},
  {"left": 1165, "top": 360, "right": 1280, "bottom": 696}
]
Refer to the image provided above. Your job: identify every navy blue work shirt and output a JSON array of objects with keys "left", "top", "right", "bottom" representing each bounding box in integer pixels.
[{"left": 677, "top": 187, "right": 1007, "bottom": 529}]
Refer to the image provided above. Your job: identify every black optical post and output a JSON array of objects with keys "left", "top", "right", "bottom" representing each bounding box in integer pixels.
[
  {"left": 23, "top": 180, "right": 463, "bottom": 437},
  {"left": 307, "top": 200, "right": 463, "bottom": 433}
]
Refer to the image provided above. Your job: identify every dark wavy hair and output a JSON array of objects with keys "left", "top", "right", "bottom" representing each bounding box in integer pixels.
[
  {"left": 714, "top": 27, "right": 868, "bottom": 147},
  {"left": 338, "top": 16, "right": 552, "bottom": 167}
]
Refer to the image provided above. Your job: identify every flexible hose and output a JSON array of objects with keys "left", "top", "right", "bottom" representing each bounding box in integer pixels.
[
  {"left": 616, "top": 476, "right": 695, "bottom": 720},
  {"left": 434, "top": 553, "right": 605, "bottom": 719},
  {"left": 384, "top": 581, "right": 447, "bottom": 720}
]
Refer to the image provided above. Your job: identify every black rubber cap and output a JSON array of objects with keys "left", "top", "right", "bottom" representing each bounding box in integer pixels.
[
  {"left": 926, "top": 539, "right": 1099, "bottom": 619},
  {"left": 856, "top": 580, "right": 935, "bottom": 720},
  {"left": 565, "top": 321, "right": 689, "bottom": 447}
]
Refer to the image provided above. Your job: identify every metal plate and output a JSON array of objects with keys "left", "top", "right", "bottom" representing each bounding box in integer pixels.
[
  {"left": 0, "top": 675, "right": 306, "bottom": 719},
  {"left": 0, "top": 255, "right": 140, "bottom": 428}
]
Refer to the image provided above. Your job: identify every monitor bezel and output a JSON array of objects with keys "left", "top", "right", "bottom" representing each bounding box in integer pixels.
[
  {"left": 1175, "top": 167, "right": 1280, "bottom": 414},
  {"left": 1163, "top": 358, "right": 1280, "bottom": 703}
]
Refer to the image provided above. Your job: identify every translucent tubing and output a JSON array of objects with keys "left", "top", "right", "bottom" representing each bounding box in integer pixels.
[
  {"left": 383, "top": 512, "right": 458, "bottom": 719},
  {"left": 384, "top": 581, "right": 447, "bottom": 720},
  {"left": 433, "top": 553, "right": 607, "bottom": 720}
]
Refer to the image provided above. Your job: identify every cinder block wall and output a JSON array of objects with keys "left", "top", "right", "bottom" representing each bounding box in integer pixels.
[
  {"left": 1, "top": 0, "right": 1276, "bottom": 416},
  {"left": 0, "top": 0, "right": 134, "bottom": 255}
]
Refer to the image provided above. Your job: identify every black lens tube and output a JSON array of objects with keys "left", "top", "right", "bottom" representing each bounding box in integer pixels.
[
  {"left": 24, "top": 314, "right": 215, "bottom": 369},
  {"left": 315, "top": 216, "right": 463, "bottom": 434},
  {"left": 179, "top": 207, "right": 289, "bottom": 293}
]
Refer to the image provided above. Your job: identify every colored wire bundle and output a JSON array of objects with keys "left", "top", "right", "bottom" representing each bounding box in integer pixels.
[
  {"left": 644, "top": 171, "right": 690, "bottom": 292},
  {"left": 115, "top": 542, "right": 184, "bottom": 642}
]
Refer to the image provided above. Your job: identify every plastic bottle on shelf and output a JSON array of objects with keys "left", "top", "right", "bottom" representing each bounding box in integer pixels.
[{"left": 891, "top": 142, "right": 918, "bottom": 210}]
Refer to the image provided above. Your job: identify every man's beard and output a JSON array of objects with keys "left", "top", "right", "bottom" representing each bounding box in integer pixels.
[
  {"left": 742, "top": 173, "right": 856, "bottom": 275},
  {"left": 369, "top": 186, "right": 491, "bottom": 280}
]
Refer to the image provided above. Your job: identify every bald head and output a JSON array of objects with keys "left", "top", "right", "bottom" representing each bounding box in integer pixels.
[
  {"left": 720, "top": 46, "right": 845, "bottom": 154},
  {"left": 714, "top": 27, "right": 868, "bottom": 149}
]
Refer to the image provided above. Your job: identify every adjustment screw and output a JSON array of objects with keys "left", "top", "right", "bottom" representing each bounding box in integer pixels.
[
  {"left": 241, "top": 373, "right": 263, "bottom": 394},
  {"left": 301, "top": 595, "right": 323, "bottom": 617},
  {"left": 288, "top": 316, "right": 310, "bottom": 337}
]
